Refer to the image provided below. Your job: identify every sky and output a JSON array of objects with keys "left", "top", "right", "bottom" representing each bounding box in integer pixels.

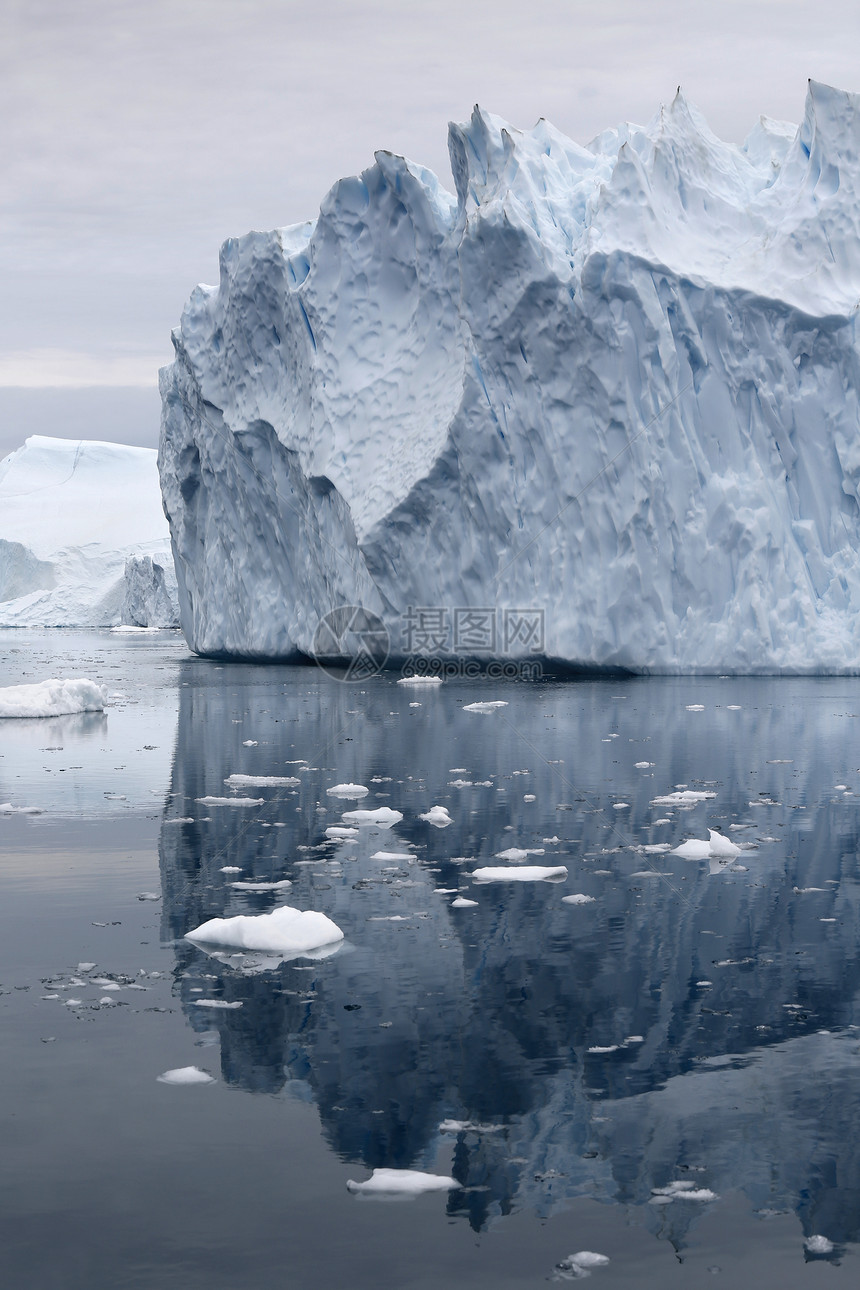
[{"left": 2, "top": 0, "right": 860, "bottom": 460}]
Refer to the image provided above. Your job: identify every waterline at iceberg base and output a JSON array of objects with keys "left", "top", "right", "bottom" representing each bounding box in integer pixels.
[{"left": 160, "top": 81, "right": 860, "bottom": 673}]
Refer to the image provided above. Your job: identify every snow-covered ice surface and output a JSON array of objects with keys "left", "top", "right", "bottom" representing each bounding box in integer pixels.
[
  {"left": 7, "top": 655, "right": 860, "bottom": 1287},
  {"left": 185, "top": 905, "right": 344, "bottom": 958},
  {"left": 162, "top": 81, "right": 860, "bottom": 673},
  {"left": 157, "top": 1065, "right": 215, "bottom": 1086},
  {"left": 0, "top": 437, "right": 179, "bottom": 627},
  {"left": 346, "top": 1168, "right": 461, "bottom": 1197},
  {"left": 0, "top": 678, "right": 108, "bottom": 718}
]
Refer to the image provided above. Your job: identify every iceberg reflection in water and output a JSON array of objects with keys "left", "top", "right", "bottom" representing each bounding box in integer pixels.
[{"left": 160, "top": 665, "right": 860, "bottom": 1257}]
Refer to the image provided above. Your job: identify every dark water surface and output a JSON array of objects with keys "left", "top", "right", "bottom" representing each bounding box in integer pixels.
[{"left": 3, "top": 630, "right": 860, "bottom": 1287}]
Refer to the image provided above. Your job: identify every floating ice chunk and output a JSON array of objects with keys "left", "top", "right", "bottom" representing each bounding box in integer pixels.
[
  {"left": 225, "top": 774, "right": 300, "bottom": 788},
  {"left": 0, "top": 678, "right": 108, "bottom": 719},
  {"left": 137, "top": 891, "right": 160, "bottom": 901},
  {"left": 346, "top": 1168, "right": 460, "bottom": 1197},
  {"left": 186, "top": 904, "right": 344, "bottom": 958},
  {"left": 241, "top": 739, "right": 258, "bottom": 746},
  {"left": 449, "top": 779, "right": 473, "bottom": 788},
  {"left": 543, "top": 836, "right": 561, "bottom": 844},
  {"left": 562, "top": 894, "right": 595, "bottom": 905},
  {"left": 397, "top": 676, "right": 443, "bottom": 686},
  {"left": 229, "top": 879, "right": 292, "bottom": 892},
  {"left": 326, "top": 825, "right": 359, "bottom": 839},
  {"left": 163, "top": 816, "right": 195, "bottom": 825},
  {"left": 686, "top": 704, "right": 705, "bottom": 711},
  {"left": 641, "top": 843, "right": 672, "bottom": 854},
  {"left": 708, "top": 829, "right": 740, "bottom": 858},
  {"left": 462, "top": 701, "right": 508, "bottom": 714},
  {"left": 77, "top": 962, "right": 96, "bottom": 972},
  {"left": 0, "top": 802, "right": 43, "bottom": 814},
  {"left": 439, "top": 1119, "right": 504, "bottom": 1134},
  {"left": 495, "top": 847, "right": 545, "bottom": 861},
  {"left": 220, "top": 865, "right": 242, "bottom": 873},
  {"left": 157, "top": 1066, "right": 215, "bottom": 1085},
  {"left": 651, "top": 1180, "right": 717, "bottom": 1201},
  {"left": 652, "top": 790, "right": 717, "bottom": 806},
  {"left": 524, "top": 793, "right": 536, "bottom": 802},
  {"left": 554, "top": 1250, "right": 610, "bottom": 1279},
  {"left": 451, "top": 897, "right": 478, "bottom": 908},
  {"left": 625, "top": 1035, "right": 644, "bottom": 1043},
  {"left": 99, "top": 996, "right": 117, "bottom": 1005},
  {"left": 672, "top": 839, "right": 713, "bottom": 860},
  {"left": 326, "top": 783, "right": 369, "bottom": 798},
  {"left": 805, "top": 1235, "right": 835, "bottom": 1254},
  {"left": 587, "top": 1045, "right": 618, "bottom": 1054},
  {"left": 342, "top": 807, "right": 403, "bottom": 827},
  {"left": 369, "top": 851, "right": 413, "bottom": 861},
  {"left": 196, "top": 796, "right": 264, "bottom": 806},
  {"left": 419, "top": 805, "right": 453, "bottom": 827},
  {"left": 472, "top": 865, "right": 567, "bottom": 882},
  {"left": 192, "top": 999, "right": 244, "bottom": 1009},
  {"left": 635, "top": 761, "right": 655, "bottom": 768},
  {"left": 612, "top": 802, "right": 628, "bottom": 809}
]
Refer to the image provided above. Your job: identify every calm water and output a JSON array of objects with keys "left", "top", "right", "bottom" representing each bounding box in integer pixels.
[{"left": 3, "top": 630, "right": 860, "bottom": 1287}]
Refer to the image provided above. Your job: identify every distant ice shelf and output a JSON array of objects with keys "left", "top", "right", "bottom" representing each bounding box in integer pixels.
[
  {"left": 0, "top": 436, "right": 179, "bottom": 627},
  {"left": 161, "top": 82, "right": 860, "bottom": 672}
]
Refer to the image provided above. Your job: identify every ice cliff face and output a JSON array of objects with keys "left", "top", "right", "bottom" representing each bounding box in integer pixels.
[
  {"left": 0, "top": 437, "right": 179, "bottom": 627},
  {"left": 160, "top": 81, "right": 860, "bottom": 671}
]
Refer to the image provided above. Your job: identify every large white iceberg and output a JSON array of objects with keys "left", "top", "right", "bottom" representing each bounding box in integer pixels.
[
  {"left": 185, "top": 904, "right": 344, "bottom": 959},
  {"left": 160, "top": 82, "right": 860, "bottom": 672},
  {"left": 0, "top": 436, "right": 179, "bottom": 627}
]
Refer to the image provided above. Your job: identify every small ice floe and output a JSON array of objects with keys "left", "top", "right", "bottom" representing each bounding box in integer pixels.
[
  {"left": 77, "top": 962, "right": 96, "bottom": 972},
  {"left": 651, "top": 1180, "right": 717, "bottom": 1203},
  {"left": 805, "top": 1235, "right": 835, "bottom": 1255},
  {"left": 630, "top": 871, "right": 671, "bottom": 878},
  {"left": 326, "top": 783, "right": 369, "bottom": 798},
  {"left": 0, "top": 678, "right": 108, "bottom": 719},
  {"left": 163, "top": 817, "right": 195, "bottom": 825},
  {"left": 419, "top": 805, "right": 453, "bottom": 827},
  {"left": 397, "top": 675, "right": 443, "bottom": 686},
  {"left": 451, "top": 897, "right": 479, "bottom": 908},
  {"left": 641, "top": 843, "right": 671, "bottom": 854},
  {"left": 111, "top": 625, "right": 160, "bottom": 633},
  {"left": 793, "top": 886, "right": 826, "bottom": 894},
  {"left": 195, "top": 796, "right": 264, "bottom": 807},
  {"left": 242, "top": 739, "right": 258, "bottom": 746},
  {"left": 326, "top": 826, "right": 359, "bottom": 840},
  {"left": 0, "top": 802, "right": 42, "bottom": 814},
  {"left": 439, "top": 1119, "right": 504, "bottom": 1135},
  {"left": 462, "top": 701, "right": 508, "bottom": 714},
  {"left": 543, "top": 836, "right": 561, "bottom": 844},
  {"left": 137, "top": 892, "right": 160, "bottom": 901},
  {"left": 562, "top": 894, "right": 595, "bottom": 905},
  {"left": 342, "top": 807, "right": 403, "bottom": 827},
  {"left": 588, "top": 1045, "right": 618, "bottom": 1054},
  {"left": 346, "top": 1168, "right": 460, "bottom": 1198},
  {"left": 98, "top": 996, "right": 117, "bottom": 1006},
  {"left": 651, "top": 790, "right": 717, "bottom": 806},
  {"left": 220, "top": 865, "right": 242, "bottom": 873},
  {"left": 186, "top": 904, "right": 344, "bottom": 959},
  {"left": 449, "top": 779, "right": 473, "bottom": 788},
  {"left": 229, "top": 879, "right": 292, "bottom": 892},
  {"left": 726, "top": 704, "right": 742, "bottom": 710},
  {"left": 496, "top": 847, "right": 545, "bottom": 861},
  {"left": 370, "top": 851, "right": 413, "bottom": 861},
  {"left": 157, "top": 1066, "right": 215, "bottom": 1086},
  {"left": 472, "top": 865, "right": 568, "bottom": 882},
  {"left": 673, "top": 830, "right": 740, "bottom": 862},
  {"left": 553, "top": 1250, "right": 609, "bottom": 1280},
  {"left": 635, "top": 761, "right": 655, "bottom": 768},
  {"left": 225, "top": 774, "right": 300, "bottom": 788},
  {"left": 368, "top": 915, "right": 411, "bottom": 922},
  {"left": 686, "top": 704, "right": 705, "bottom": 711},
  {"left": 192, "top": 999, "right": 244, "bottom": 1009}
]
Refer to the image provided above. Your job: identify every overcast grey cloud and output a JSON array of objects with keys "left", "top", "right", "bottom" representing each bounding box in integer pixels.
[{"left": 2, "top": 0, "right": 859, "bottom": 457}]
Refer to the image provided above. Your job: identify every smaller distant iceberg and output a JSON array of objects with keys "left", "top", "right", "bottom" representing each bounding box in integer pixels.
[
  {"left": 0, "top": 436, "right": 179, "bottom": 627},
  {"left": 346, "top": 1168, "right": 461, "bottom": 1198}
]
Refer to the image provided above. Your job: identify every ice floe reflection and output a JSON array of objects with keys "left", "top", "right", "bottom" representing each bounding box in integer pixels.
[{"left": 159, "top": 667, "right": 860, "bottom": 1250}]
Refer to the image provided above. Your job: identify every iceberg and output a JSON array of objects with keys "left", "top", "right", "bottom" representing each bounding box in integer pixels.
[
  {"left": 0, "top": 436, "right": 179, "bottom": 627},
  {"left": 160, "top": 82, "right": 860, "bottom": 672},
  {"left": 185, "top": 904, "right": 344, "bottom": 958}
]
